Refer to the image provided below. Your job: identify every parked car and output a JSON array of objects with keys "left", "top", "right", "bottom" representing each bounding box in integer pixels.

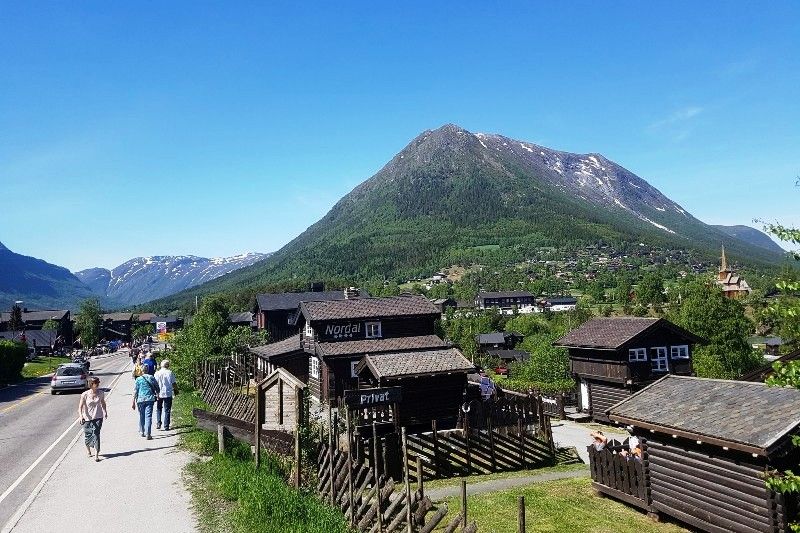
[{"left": 51, "top": 363, "right": 89, "bottom": 394}]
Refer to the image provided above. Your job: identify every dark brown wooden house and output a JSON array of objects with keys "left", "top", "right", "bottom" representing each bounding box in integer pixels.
[
  {"left": 253, "top": 288, "right": 366, "bottom": 341},
  {"left": 295, "top": 294, "right": 444, "bottom": 403},
  {"left": 250, "top": 334, "right": 308, "bottom": 383},
  {"left": 740, "top": 349, "right": 800, "bottom": 383},
  {"left": 554, "top": 317, "right": 704, "bottom": 422},
  {"left": 355, "top": 348, "right": 474, "bottom": 429},
  {"left": 102, "top": 312, "right": 133, "bottom": 342},
  {"left": 603, "top": 375, "right": 799, "bottom": 533}
]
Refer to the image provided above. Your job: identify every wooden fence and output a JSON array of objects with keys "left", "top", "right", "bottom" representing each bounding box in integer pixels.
[
  {"left": 588, "top": 438, "right": 650, "bottom": 510},
  {"left": 317, "top": 436, "right": 478, "bottom": 532},
  {"left": 195, "top": 358, "right": 256, "bottom": 423},
  {"left": 406, "top": 421, "right": 555, "bottom": 482}
]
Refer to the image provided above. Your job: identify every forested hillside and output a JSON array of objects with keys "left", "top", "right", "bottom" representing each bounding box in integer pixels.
[{"left": 147, "top": 124, "right": 784, "bottom": 312}]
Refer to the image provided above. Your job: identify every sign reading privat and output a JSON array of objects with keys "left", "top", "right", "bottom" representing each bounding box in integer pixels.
[{"left": 344, "top": 387, "right": 402, "bottom": 408}]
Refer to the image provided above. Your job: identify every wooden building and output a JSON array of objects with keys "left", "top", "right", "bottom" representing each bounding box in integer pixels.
[
  {"left": 430, "top": 297, "right": 457, "bottom": 314},
  {"left": 228, "top": 311, "right": 256, "bottom": 331},
  {"left": 554, "top": 317, "right": 703, "bottom": 423},
  {"left": 250, "top": 334, "right": 308, "bottom": 382},
  {"left": 475, "top": 291, "right": 535, "bottom": 314},
  {"left": 258, "top": 367, "right": 306, "bottom": 432},
  {"left": 253, "top": 287, "right": 362, "bottom": 341},
  {"left": 476, "top": 331, "right": 523, "bottom": 352},
  {"left": 603, "top": 375, "right": 799, "bottom": 533},
  {"left": 355, "top": 348, "right": 474, "bottom": 429},
  {"left": 101, "top": 312, "right": 133, "bottom": 342},
  {"left": 740, "top": 349, "right": 800, "bottom": 383},
  {"left": 1, "top": 309, "right": 72, "bottom": 343},
  {"left": 296, "top": 294, "right": 444, "bottom": 403},
  {"left": 535, "top": 296, "right": 578, "bottom": 312},
  {"left": 716, "top": 245, "right": 752, "bottom": 299}
]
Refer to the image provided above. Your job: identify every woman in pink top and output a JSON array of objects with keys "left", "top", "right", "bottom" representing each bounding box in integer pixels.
[{"left": 78, "top": 376, "right": 108, "bottom": 462}]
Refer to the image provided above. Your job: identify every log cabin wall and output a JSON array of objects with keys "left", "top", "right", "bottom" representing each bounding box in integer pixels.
[
  {"left": 587, "top": 381, "right": 631, "bottom": 423},
  {"left": 263, "top": 379, "right": 301, "bottom": 431},
  {"left": 385, "top": 373, "right": 466, "bottom": 429},
  {"left": 308, "top": 355, "right": 322, "bottom": 401},
  {"left": 646, "top": 438, "right": 787, "bottom": 533}
]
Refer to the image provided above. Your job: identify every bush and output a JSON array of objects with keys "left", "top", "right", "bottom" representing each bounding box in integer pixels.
[{"left": 0, "top": 340, "right": 26, "bottom": 382}]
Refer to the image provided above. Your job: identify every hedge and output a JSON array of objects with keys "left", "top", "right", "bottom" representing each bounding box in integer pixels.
[{"left": 0, "top": 340, "right": 26, "bottom": 382}]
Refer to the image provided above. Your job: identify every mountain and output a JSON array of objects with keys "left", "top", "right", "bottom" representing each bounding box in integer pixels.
[
  {"left": 712, "top": 225, "right": 785, "bottom": 254},
  {"left": 75, "top": 253, "right": 269, "bottom": 306},
  {"left": 149, "top": 124, "right": 784, "bottom": 310},
  {"left": 0, "top": 241, "right": 100, "bottom": 309}
]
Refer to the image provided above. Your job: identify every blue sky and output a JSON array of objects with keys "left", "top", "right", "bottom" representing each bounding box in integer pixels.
[{"left": 2, "top": 1, "right": 798, "bottom": 271}]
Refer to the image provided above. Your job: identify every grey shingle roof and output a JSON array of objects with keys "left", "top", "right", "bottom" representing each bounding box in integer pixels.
[
  {"left": 301, "top": 294, "right": 438, "bottom": 323},
  {"left": 229, "top": 311, "right": 254, "bottom": 324},
  {"left": 608, "top": 375, "right": 800, "bottom": 455},
  {"left": 553, "top": 317, "right": 703, "bottom": 350},
  {"left": 477, "top": 332, "right": 507, "bottom": 345},
  {"left": 0, "top": 329, "right": 59, "bottom": 346},
  {"left": 103, "top": 313, "right": 133, "bottom": 322},
  {"left": 317, "top": 335, "right": 447, "bottom": 358},
  {"left": 477, "top": 291, "right": 534, "bottom": 300},
  {"left": 1, "top": 310, "right": 69, "bottom": 322},
  {"left": 250, "top": 334, "right": 303, "bottom": 359},
  {"left": 359, "top": 348, "right": 474, "bottom": 379},
  {"left": 255, "top": 290, "right": 349, "bottom": 312}
]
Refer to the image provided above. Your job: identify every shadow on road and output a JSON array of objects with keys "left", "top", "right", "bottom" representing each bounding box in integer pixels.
[{"left": 100, "top": 445, "right": 175, "bottom": 459}]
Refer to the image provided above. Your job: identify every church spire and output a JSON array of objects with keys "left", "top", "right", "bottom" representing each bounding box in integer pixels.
[{"left": 720, "top": 245, "right": 728, "bottom": 274}]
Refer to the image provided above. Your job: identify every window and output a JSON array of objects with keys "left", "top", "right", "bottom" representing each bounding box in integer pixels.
[
  {"left": 365, "top": 321, "right": 382, "bottom": 339},
  {"left": 670, "top": 345, "right": 689, "bottom": 359},
  {"left": 628, "top": 348, "right": 647, "bottom": 362},
  {"left": 350, "top": 360, "right": 359, "bottom": 378},
  {"left": 310, "top": 357, "right": 319, "bottom": 379},
  {"left": 650, "top": 347, "right": 668, "bottom": 372},
  {"left": 303, "top": 322, "right": 314, "bottom": 338}
]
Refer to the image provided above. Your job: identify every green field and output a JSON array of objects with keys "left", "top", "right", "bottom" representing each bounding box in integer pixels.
[
  {"left": 443, "top": 476, "right": 689, "bottom": 533},
  {"left": 21, "top": 356, "right": 70, "bottom": 379}
]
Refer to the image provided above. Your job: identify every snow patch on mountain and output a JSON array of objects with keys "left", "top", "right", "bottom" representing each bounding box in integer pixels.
[{"left": 75, "top": 252, "right": 269, "bottom": 306}]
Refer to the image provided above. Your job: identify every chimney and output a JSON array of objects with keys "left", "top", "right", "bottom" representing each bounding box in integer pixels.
[
  {"left": 310, "top": 281, "right": 324, "bottom": 292},
  {"left": 344, "top": 287, "right": 360, "bottom": 300}
]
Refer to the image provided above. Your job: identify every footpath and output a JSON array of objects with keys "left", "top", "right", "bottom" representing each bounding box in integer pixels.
[
  {"left": 425, "top": 467, "right": 589, "bottom": 501},
  {"left": 2, "top": 359, "right": 196, "bottom": 533}
]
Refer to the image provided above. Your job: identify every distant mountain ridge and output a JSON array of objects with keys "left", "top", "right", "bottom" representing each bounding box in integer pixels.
[
  {"left": 712, "top": 225, "right": 785, "bottom": 254},
  {"left": 0, "top": 241, "right": 100, "bottom": 309},
  {"left": 147, "top": 124, "right": 784, "bottom": 311},
  {"left": 75, "top": 253, "right": 270, "bottom": 306}
]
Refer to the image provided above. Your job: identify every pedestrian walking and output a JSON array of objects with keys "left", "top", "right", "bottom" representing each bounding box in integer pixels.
[
  {"left": 154, "top": 359, "right": 178, "bottom": 431},
  {"left": 78, "top": 377, "right": 107, "bottom": 462},
  {"left": 142, "top": 352, "right": 156, "bottom": 376},
  {"left": 132, "top": 367, "right": 159, "bottom": 439}
]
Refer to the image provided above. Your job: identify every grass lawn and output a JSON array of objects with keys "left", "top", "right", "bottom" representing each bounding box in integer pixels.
[
  {"left": 444, "top": 476, "right": 689, "bottom": 533},
  {"left": 172, "top": 387, "right": 349, "bottom": 533},
  {"left": 422, "top": 463, "right": 588, "bottom": 491},
  {"left": 21, "top": 356, "right": 70, "bottom": 379}
]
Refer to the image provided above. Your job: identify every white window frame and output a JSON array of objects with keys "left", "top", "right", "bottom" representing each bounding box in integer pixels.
[
  {"left": 310, "top": 357, "right": 320, "bottom": 379},
  {"left": 651, "top": 347, "right": 668, "bottom": 372},
  {"left": 303, "top": 321, "right": 314, "bottom": 338},
  {"left": 365, "top": 321, "right": 382, "bottom": 339},
  {"left": 670, "top": 345, "right": 689, "bottom": 359},
  {"left": 350, "top": 360, "right": 359, "bottom": 378},
  {"left": 628, "top": 348, "right": 647, "bottom": 362}
]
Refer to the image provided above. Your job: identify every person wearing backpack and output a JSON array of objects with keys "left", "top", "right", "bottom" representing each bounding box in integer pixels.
[{"left": 132, "top": 365, "right": 160, "bottom": 439}]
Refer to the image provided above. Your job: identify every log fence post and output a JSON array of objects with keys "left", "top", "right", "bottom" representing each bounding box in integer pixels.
[
  {"left": 402, "top": 427, "right": 413, "bottom": 532},
  {"left": 217, "top": 424, "right": 225, "bottom": 455},
  {"left": 461, "top": 477, "right": 468, "bottom": 528},
  {"left": 346, "top": 408, "right": 355, "bottom": 526},
  {"left": 518, "top": 495, "right": 526, "bottom": 533},
  {"left": 416, "top": 457, "right": 424, "bottom": 497},
  {"left": 372, "top": 421, "right": 383, "bottom": 533}
]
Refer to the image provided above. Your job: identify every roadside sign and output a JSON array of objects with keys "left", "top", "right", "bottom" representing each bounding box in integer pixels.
[
  {"left": 156, "top": 321, "right": 167, "bottom": 334},
  {"left": 344, "top": 386, "right": 402, "bottom": 408}
]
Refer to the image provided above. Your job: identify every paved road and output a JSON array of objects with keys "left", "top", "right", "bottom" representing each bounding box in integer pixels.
[{"left": 0, "top": 351, "right": 132, "bottom": 526}]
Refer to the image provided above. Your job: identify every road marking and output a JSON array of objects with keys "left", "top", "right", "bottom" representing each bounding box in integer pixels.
[
  {"left": 0, "top": 354, "right": 130, "bottom": 512},
  {"left": 1, "top": 431, "right": 82, "bottom": 533}
]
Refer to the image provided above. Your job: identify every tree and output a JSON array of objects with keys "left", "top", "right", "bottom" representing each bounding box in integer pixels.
[
  {"left": 762, "top": 217, "right": 800, "bottom": 519},
  {"left": 586, "top": 281, "right": 605, "bottom": 304},
  {"left": 669, "top": 278, "right": 761, "bottom": 379},
  {"left": 42, "top": 319, "right": 59, "bottom": 332},
  {"left": 75, "top": 299, "right": 102, "bottom": 349},
  {"left": 636, "top": 272, "right": 665, "bottom": 306},
  {"left": 132, "top": 323, "right": 152, "bottom": 342},
  {"left": 614, "top": 277, "right": 633, "bottom": 306},
  {"left": 8, "top": 304, "right": 22, "bottom": 332}
]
